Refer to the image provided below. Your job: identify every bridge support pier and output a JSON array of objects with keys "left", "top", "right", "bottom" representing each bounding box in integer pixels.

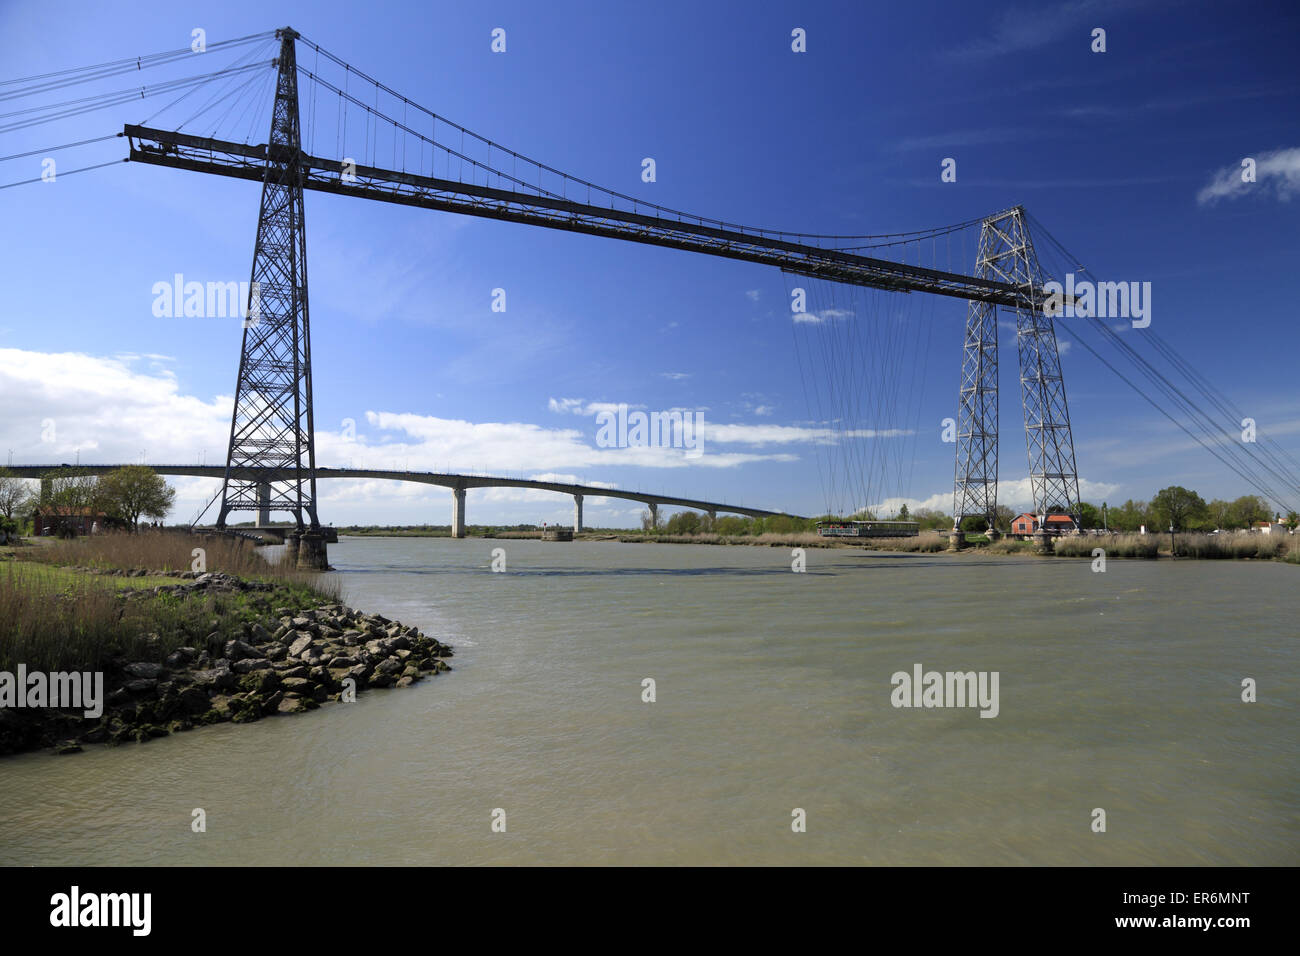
[
  {"left": 947, "top": 530, "right": 967, "bottom": 551},
  {"left": 297, "top": 531, "right": 330, "bottom": 570},
  {"left": 257, "top": 482, "right": 272, "bottom": 526},
  {"left": 285, "top": 531, "right": 301, "bottom": 561},
  {"left": 573, "top": 494, "right": 583, "bottom": 534},
  {"left": 451, "top": 485, "right": 467, "bottom": 538},
  {"left": 648, "top": 502, "right": 659, "bottom": 530}
]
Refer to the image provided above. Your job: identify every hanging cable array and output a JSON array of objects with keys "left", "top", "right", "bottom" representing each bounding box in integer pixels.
[
  {"left": 0, "top": 32, "right": 277, "bottom": 189},
  {"left": 4, "top": 29, "right": 1294, "bottom": 525},
  {"left": 1026, "top": 213, "right": 1300, "bottom": 516}
]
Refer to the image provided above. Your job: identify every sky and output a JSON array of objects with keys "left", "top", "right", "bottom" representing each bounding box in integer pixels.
[{"left": 1, "top": 0, "right": 1298, "bottom": 527}]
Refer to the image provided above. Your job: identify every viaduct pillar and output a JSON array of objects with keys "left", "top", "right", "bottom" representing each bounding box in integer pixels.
[{"left": 451, "top": 485, "right": 467, "bottom": 538}]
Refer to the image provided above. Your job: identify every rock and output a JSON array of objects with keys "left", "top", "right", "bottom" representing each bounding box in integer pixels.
[
  {"left": 124, "top": 662, "right": 164, "bottom": 680},
  {"left": 279, "top": 665, "right": 311, "bottom": 681},
  {"left": 107, "top": 687, "right": 131, "bottom": 707},
  {"left": 55, "top": 741, "right": 84, "bottom": 755},
  {"left": 280, "top": 677, "right": 314, "bottom": 695},
  {"left": 277, "top": 697, "right": 308, "bottom": 715},
  {"left": 288, "top": 634, "right": 315, "bottom": 658},
  {"left": 123, "top": 678, "right": 158, "bottom": 694},
  {"left": 231, "top": 658, "right": 272, "bottom": 674},
  {"left": 375, "top": 658, "right": 403, "bottom": 677},
  {"left": 166, "top": 647, "right": 198, "bottom": 668},
  {"left": 223, "top": 639, "right": 264, "bottom": 663},
  {"left": 264, "top": 643, "right": 288, "bottom": 662},
  {"left": 326, "top": 655, "right": 357, "bottom": 668},
  {"left": 261, "top": 691, "right": 284, "bottom": 714},
  {"left": 395, "top": 676, "right": 414, "bottom": 688},
  {"left": 249, "top": 623, "right": 272, "bottom": 644},
  {"left": 194, "top": 666, "right": 237, "bottom": 691},
  {"left": 369, "top": 674, "right": 393, "bottom": 689},
  {"left": 178, "top": 686, "right": 211, "bottom": 715},
  {"left": 401, "top": 665, "right": 421, "bottom": 680},
  {"left": 341, "top": 630, "right": 364, "bottom": 646},
  {"left": 238, "top": 670, "right": 280, "bottom": 694}
]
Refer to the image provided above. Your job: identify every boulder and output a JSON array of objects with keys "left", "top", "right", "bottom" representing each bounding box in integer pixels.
[
  {"left": 288, "top": 634, "right": 315, "bottom": 658},
  {"left": 194, "top": 666, "right": 237, "bottom": 691},
  {"left": 124, "top": 662, "right": 164, "bottom": 680},
  {"left": 223, "top": 639, "right": 263, "bottom": 662},
  {"left": 280, "top": 677, "right": 314, "bottom": 695}
]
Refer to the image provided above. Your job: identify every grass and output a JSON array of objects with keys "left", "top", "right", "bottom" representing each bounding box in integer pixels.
[
  {"left": 17, "top": 529, "right": 332, "bottom": 588},
  {"left": 2, "top": 531, "right": 339, "bottom": 673},
  {"left": 1051, "top": 531, "right": 1295, "bottom": 561}
]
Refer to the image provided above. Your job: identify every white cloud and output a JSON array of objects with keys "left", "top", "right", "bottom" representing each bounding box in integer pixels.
[
  {"left": 793, "top": 308, "right": 853, "bottom": 325},
  {"left": 745, "top": 289, "right": 762, "bottom": 302},
  {"left": 869, "top": 476, "right": 1120, "bottom": 517},
  {"left": 1197, "top": 147, "right": 1300, "bottom": 205},
  {"left": 660, "top": 371, "right": 691, "bottom": 381}
]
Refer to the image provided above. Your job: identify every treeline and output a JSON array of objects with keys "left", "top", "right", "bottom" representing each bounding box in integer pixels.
[
  {"left": 0, "top": 466, "right": 176, "bottom": 538},
  {"left": 644, "top": 487, "right": 1298, "bottom": 536}
]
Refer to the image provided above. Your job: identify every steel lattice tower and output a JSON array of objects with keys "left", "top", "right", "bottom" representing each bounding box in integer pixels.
[
  {"left": 215, "top": 28, "right": 319, "bottom": 532},
  {"left": 952, "top": 206, "right": 1081, "bottom": 530}
]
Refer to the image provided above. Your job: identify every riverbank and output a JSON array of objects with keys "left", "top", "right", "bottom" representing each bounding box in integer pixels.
[
  {"left": 0, "top": 536, "right": 453, "bottom": 757},
  {"left": 347, "top": 528, "right": 1300, "bottom": 562}
]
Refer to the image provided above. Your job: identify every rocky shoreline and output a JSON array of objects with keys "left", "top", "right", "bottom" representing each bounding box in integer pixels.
[{"left": 0, "top": 571, "right": 453, "bottom": 757}]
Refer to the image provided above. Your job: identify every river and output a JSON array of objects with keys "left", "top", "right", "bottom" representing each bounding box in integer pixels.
[{"left": 1, "top": 537, "right": 1295, "bottom": 865}]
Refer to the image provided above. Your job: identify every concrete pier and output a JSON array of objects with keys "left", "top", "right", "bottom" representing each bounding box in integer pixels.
[
  {"left": 285, "top": 531, "right": 301, "bottom": 561},
  {"left": 451, "top": 485, "right": 467, "bottom": 538},
  {"left": 947, "top": 530, "right": 967, "bottom": 551},
  {"left": 1032, "top": 531, "right": 1054, "bottom": 554},
  {"left": 648, "top": 502, "right": 659, "bottom": 529},
  {"left": 257, "top": 481, "right": 272, "bottom": 526},
  {"left": 573, "top": 493, "right": 584, "bottom": 533},
  {"left": 296, "top": 531, "right": 329, "bottom": 570}
]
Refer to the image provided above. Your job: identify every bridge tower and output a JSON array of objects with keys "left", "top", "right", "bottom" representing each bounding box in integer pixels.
[
  {"left": 952, "top": 206, "right": 1081, "bottom": 533},
  {"left": 214, "top": 28, "right": 327, "bottom": 567}
]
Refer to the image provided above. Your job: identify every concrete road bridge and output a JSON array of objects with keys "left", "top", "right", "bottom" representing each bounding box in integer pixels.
[{"left": 11, "top": 464, "right": 800, "bottom": 538}]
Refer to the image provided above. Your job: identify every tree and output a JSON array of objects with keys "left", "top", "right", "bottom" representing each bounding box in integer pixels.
[
  {"left": 1077, "top": 501, "right": 1101, "bottom": 530},
  {"left": 1149, "top": 486, "right": 1207, "bottom": 532},
  {"left": 912, "top": 508, "right": 951, "bottom": 531},
  {"left": 715, "top": 516, "right": 748, "bottom": 535},
  {"left": 1205, "top": 498, "right": 1232, "bottom": 531},
  {"left": 1287, "top": 510, "right": 1299, "bottom": 530},
  {"left": 0, "top": 469, "right": 33, "bottom": 522},
  {"left": 1109, "top": 499, "right": 1150, "bottom": 532},
  {"left": 665, "top": 511, "right": 702, "bottom": 535},
  {"left": 992, "top": 504, "right": 1016, "bottom": 531},
  {"left": 98, "top": 466, "right": 176, "bottom": 531},
  {"left": 1227, "top": 495, "right": 1270, "bottom": 530},
  {"left": 897, "top": 503, "right": 910, "bottom": 521}
]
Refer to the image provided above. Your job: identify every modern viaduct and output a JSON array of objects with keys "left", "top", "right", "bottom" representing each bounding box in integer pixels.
[{"left": 13, "top": 464, "right": 799, "bottom": 538}]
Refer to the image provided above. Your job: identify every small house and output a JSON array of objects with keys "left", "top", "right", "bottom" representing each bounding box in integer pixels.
[
  {"left": 1011, "top": 512, "right": 1076, "bottom": 537},
  {"left": 33, "top": 506, "right": 108, "bottom": 537}
]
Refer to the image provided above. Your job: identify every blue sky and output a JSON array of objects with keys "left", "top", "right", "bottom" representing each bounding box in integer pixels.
[{"left": 2, "top": 0, "right": 1298, "bottom": 526}]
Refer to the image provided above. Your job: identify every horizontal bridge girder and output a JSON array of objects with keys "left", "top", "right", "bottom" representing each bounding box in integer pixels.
[
  {"left": 123, "top": 125, "right": 1049, "bottom": 309},
  {"left": 11, "top": 464, "right": 797, "bottom": 521}
]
